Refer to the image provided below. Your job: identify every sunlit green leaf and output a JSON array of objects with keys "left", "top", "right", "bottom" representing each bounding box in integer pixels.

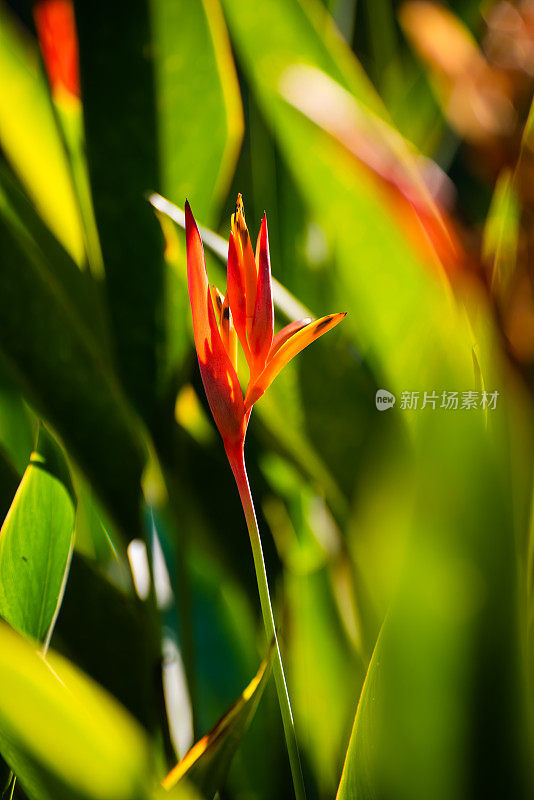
[
  {"left": 336, "top": 628, "right": 383, "bottom": 800},
  {"left": 163, "top": 650, "right": 271, "bottom": 797},
  {"left": 0, "top": 621, "right": 153, "bottom": 800},
  {"left": 0, "top": 426, "right": 74, "bottom": 644},
  {"left": 0, "top": 5, "right": 84, "bottom": 264}
]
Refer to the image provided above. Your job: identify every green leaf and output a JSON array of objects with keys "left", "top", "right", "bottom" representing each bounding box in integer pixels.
[
  {"left": 0, "top": 426, "right": 74, "bottom": 644},
  {"left": 260, "top": 453, "right": 365, "bottom": 793},
  {"left": 163, "top": 650, "right": 271, "bottom": 798},
  {"left": 0, "top": 621, "right": 153, "bottom": 800},
  {"left": 336, "top": 629, "right": 383, "bottom": 800},
  {"left": 221, "top": 0, "right": 380, "bottom": 113},
  {"left": 73, "top": 0, "right": 165, "bottom": 422},
  {"left": 151, "top": 0, "right": 243, "bottom": 225},
  {"left": 53, "top": 552, "right": 161, "bottom": 736},
  {"left": 0, "top": 169, "right": 147, "bottom": 543},
  {"left": 0, "top": 363, "right": 35, "bottom": 477},
  {"left": 71, "top": 475, "right": 120, "bottom": 564},
  {"left": 0, "top": 5, "right": 84, "bottom": 264},
  {"left": 154, "top": 782, "right": 202, "bottom": 800},
  {"left": 0, "top": 162, "right": 110, "bottom": 356},
  {"left": 483, "top": 168, "right": 520, "bottom": 303},
  {"left": 335, "top": 405, "right": 529, "bottom": 799}
]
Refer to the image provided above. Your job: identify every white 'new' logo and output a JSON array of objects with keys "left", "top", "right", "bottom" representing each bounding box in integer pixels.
[{"left": 375, "top": 390, "right": 396, "bottom": 410}]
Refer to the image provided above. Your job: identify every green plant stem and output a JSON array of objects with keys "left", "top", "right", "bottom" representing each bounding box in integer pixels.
[{"left": 228, "top": 443, "right": 307, "bottom": 800}]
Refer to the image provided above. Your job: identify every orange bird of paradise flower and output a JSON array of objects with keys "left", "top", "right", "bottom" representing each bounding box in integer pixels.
[
  {"left": 184, "top": 193, "right": 345, "bottom": 474},
  {"left": 183, "top": 194, "right": 344, "bottom": 800}
]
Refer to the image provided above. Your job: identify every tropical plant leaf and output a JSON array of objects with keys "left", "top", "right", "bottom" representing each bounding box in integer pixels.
[
  {"left": 163, "top": 649, "right": 271, "bottom": 798},
  {"left": 0, "top": 425, "right": 74, "bottom": 645},
  {"left": 150, "top": 0, "right": 243, "bottom": 225},
  {"left": 0, "top": 621, "right": 153, "bottom": 800},
  {"left": 336, "top": 629, "right": 383, "bottom": 800},
  {"left": 53, "top": 552, "right": 161, "bottom": 736},
  {"left": 483, "top": 168, "right": 520, "bottom": 302},
  {"left": 73, "top": 0, "right": 165, "bottom": 422},
  {"left": 0, "top": 4, "right": 84, "bottom": 264},
  {"left": 154, "top": 780, "right": 202, "bottom": 800},
  {"left": 0, "top": 161, "right": 110, "bottom": 355},
  {"left": 0, "top": 168, "right": 147, "bottom": 543},
  {"left": 0, "top": 362, "right": 35, "bottom": 477}
]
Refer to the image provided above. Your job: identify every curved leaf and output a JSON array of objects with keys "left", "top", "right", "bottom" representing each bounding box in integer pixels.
[
  {"left": 0, "top": 426, "right": 74, "bottom": 644},
  {"left": 0, "top": 621, "right": 153, "bottom": 800},
  {"left": 163, "top": 650, "right": 271, "bottom": 797}
]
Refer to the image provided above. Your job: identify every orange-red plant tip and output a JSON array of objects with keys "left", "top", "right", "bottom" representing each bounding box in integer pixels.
[
  {"left": 34, "top": 0, "right": 80, "bottom": 98},
  {"left": 184, "top": 201, "right": 199, "bottom": 248}
]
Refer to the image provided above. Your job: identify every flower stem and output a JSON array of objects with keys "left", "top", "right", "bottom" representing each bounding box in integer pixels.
[{"left": 227, "top": 443, "right": 307, "bottom": 800}]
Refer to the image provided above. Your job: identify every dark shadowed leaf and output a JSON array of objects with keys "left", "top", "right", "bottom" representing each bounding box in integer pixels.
[
  {"left": 0, "top": 363, "right": 35, "bottom": 477},
  {"left": 53, "top": 552, "right": 161, "bottom": 736},
  {"left": 0, "top": 170, "right": 147, "bottom": 542},
  {"left": 73, "top": 0, "right": 165, "bottom": 423}
]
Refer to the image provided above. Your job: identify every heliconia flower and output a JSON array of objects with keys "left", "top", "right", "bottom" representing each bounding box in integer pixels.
[
  {"left": 34, "top": 0, "right": 80, "bottom": 99},
  {"left": 184, "top": 195, "right": 345, "bottom": 463}
]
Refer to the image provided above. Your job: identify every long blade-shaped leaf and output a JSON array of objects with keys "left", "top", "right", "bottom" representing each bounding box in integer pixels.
[
  {"left": 73, "top": 0, "right": 164, "bottom": 422},
  {"left": 151, "top": 0, "right": 243, "bottom": 225},
  {"left": 0, "top": 621, "right": 153, "bottom": 800},
  {"left": 0, "top": 5, "right": 84, "bottom": 264},
  {"left": 163, "top": 650, "right": 271, "bottom": 797},
  {"left": 0, "top": 170, "right": 146, "bottom": 544}
]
